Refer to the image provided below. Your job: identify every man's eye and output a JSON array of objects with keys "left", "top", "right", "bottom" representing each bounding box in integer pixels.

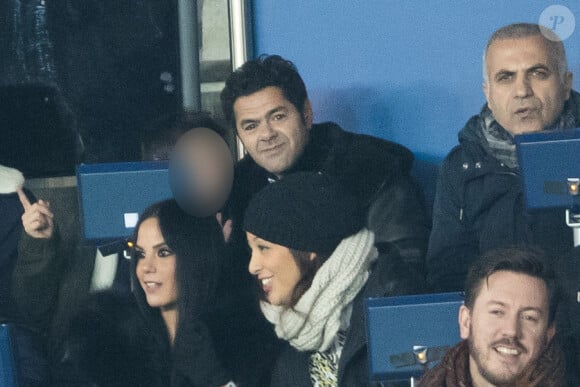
[
  {"left": 273, "top": 113, "right": 286, "bottom": 120},
  {"left": 522, "top": 314, "right": 539, "bottom": 323},
  {"left": 257, "top": 244, "right": 269, "bottom": 252},
  {"left": 496, "top": 73, "right": 513, "bottom": 82},
  {"left": 531, "top": 70, "right": 548, "bottom": 79},
  {"left": 490, "top": 309, "right": 504, "bottom": 316},
  {"left": 242, "top": 123, "right": 257, "bottom": 131}
]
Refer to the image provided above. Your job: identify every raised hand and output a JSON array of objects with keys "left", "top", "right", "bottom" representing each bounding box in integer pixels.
[{"left": 18, "top": 188, "right": 54, "bottom": 239}]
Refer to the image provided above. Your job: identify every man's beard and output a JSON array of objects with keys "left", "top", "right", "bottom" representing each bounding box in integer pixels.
[{"left": 467, "top": 334, "right": 546, "bottom": 386}]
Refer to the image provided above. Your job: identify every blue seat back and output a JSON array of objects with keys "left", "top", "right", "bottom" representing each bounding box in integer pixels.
[
  {"left": 0, "top": 324, "right": 18, "bottom": 387},
  {"left": 365, "top": 292, "right": 464, "bottom": 382}
]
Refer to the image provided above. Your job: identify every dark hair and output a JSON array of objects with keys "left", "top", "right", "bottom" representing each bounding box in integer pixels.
[
  {"left": 288, "top": 249, "right": 330, "bottom": 307},
  {"left": 253, "top": 248, "right": 329, "bottom": 308},
  {"left": 220, "top": 54, "right": 308, "bottom": 127},
  {"left": 130, "top": 199, "right": 225, "bottom": 344},
  {"left": 463, "top": 247, "right": 560, "bottom": 324},
  {"left": 140, "top": 111, "right": 228, "bottom": 161}
]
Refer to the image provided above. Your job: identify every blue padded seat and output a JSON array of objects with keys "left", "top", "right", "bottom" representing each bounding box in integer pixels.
[{"left": 0, "top": 324, "right": 17, "bottom": 387}]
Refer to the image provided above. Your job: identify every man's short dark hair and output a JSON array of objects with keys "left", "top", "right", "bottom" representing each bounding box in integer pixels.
[
  {"left": 140, "top": 111, "right": 227, "bottom": 161},
  {"left": 220, "top": 55, "right": 308, "bottom": 127},
  {"left": 463, "top": 247, "right": 560, "bottom": 324}
]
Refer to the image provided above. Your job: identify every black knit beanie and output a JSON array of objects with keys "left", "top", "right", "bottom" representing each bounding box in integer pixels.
[{"left": 243, "top": 172, "right": 364, "bottom": 253}]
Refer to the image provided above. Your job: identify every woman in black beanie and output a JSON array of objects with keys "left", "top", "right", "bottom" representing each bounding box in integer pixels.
[{"left": 244, "top": 172, "right": 424, "bottom": 387}]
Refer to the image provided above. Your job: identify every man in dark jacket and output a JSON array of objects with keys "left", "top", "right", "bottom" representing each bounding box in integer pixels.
[
  {"left": 426, "top": 22, "right": 577, "bottom": 292},
  {"left": 221, "top": 54, "right": 430, "bottom": 277},
  {"left": 426, "top": 23, "right": 579, "bottom": 385},
  {"left": 419, "top": 247, "right": 564, "bottom": 387},
  {"left": 220, "top": 55, "right": 429, "bottom": 386}
]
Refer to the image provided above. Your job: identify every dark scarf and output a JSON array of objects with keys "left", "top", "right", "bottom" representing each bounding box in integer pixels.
[
  {"left": 417, "top": 340, "right": 471, "bottom": 387},
  {"left": 477, "top": 95, "right": 579, "bottom": 169},
  {"left": 418, "top": 340, "right": 565, "bottom": 387}
]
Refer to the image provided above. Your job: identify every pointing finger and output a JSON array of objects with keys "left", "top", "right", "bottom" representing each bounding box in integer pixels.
[{"left": 17, "top": 187, "right": 32, "bottom": 211}]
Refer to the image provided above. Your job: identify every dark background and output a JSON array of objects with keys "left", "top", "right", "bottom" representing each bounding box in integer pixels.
[{"left": 0, "top": 0, "right": 181, "bottom": 176}]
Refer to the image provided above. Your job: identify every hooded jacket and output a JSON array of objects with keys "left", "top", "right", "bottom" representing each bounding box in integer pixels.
[
  {"left": 426, "top": 91, "right": 580, "bottom": 292},
  {"left": 426, "top": 91, "right": 580, "bottom": 386}
]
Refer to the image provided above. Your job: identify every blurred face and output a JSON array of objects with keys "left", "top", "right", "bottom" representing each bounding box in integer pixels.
[
  {"left": 459, "top": 271, "right": 555, "bottom": 386},
  {"left": 233, "top": 86, "right": 313, "bottom": 177},
  {"left": 484, "top": 35, "right": 572, "bottom": 135},
  {"left": 169, "top": 127, "right": 234, "bottom": 217},
  {"left": 246, "top": 232, "right": 315, "bottom": 307},
  {"left": 135, "top": 217, "right": 178, "bottom": 310}
]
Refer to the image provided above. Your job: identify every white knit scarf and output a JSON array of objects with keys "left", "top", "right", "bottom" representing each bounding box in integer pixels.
[{"left": 260, "top": 228, "right": 378, "bottom": 352}]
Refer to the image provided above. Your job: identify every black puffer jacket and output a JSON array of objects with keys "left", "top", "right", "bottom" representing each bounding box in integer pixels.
[{"left": 426, "top": 91, "right": 580, "bottom": 292}]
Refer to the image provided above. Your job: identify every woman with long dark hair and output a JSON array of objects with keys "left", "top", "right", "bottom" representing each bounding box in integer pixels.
[
  {"left": 130, "top": 199, "right": 235, "bottom": 387},
  {"left": 63, "top": 199, "right": 241, "bottom": 387}
]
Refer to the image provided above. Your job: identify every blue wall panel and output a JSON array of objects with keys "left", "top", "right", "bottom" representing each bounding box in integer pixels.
[{"left": 252, "top": 1, "right": 580, "bottom": 203}]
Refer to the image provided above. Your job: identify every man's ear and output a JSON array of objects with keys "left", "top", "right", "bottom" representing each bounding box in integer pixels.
[
  {"left": 303, "top": 99, "right": 313, "bottom": 129},
  {"left": 483, "top": 81, "right": 490, "bottom": 105},
  {"left": 563, "top": 71, "right": 573, "bottom": 101},
  {"left": 309, "top": 252, "right": 317, "bottom": 262},
  {"left": 459, "top": 305, "right": 471, "bottom": 340},
  {"left": 546, "top": 323, "right": 556, "bottom": 343}
]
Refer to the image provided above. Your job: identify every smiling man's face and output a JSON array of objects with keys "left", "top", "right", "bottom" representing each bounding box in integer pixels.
[
  {"left": 459, "top": 270, "right": 555, "bottom": 386},
  {"left": 233, "top": 86, "right": 312, "bottom": 177}
]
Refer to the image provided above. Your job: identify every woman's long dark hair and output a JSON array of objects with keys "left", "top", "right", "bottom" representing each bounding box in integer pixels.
[
  {"left": 130, "top": 199, "right": 226, "bottom": 368},
  {"left": 288, "top": 249, "right": 330, "bottom": 307},
  {"left": 252, "top": 248, "right": 332, "bottom": 308}
]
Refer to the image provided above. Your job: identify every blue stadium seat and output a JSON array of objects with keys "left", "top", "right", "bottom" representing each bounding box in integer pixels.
[
  {"left": 0, "top": 324, "right": 18, "bottom": 387},
  {"left": 365, "top": 292, "right": 464, "bottom": 382}
]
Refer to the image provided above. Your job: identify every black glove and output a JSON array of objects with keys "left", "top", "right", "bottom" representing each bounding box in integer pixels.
[{"left": 172, "top": 319, "right": 232, "bottom": 387}]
